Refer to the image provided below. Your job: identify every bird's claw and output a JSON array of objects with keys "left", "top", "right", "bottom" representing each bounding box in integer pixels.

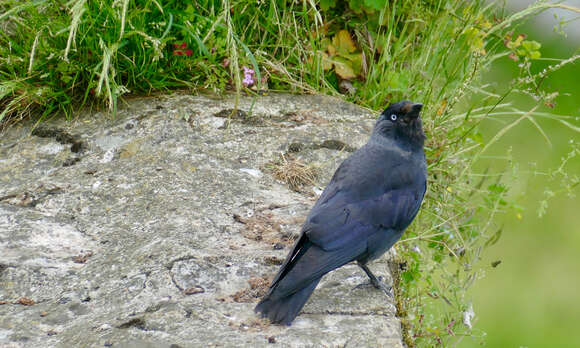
[
  {"left": 357, "top": 263, "right": 393, "bottom": 297},
  {"left": 375, "top": 280, "right": 394, "bottom": 297},
  {"left": 352, "top": 277, "right": 393, "bottom": 297},
  {"left": 369, "top": 275, "right": 384, "bottom": 288}
]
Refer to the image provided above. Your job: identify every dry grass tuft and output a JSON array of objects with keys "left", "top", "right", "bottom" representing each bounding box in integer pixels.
[
  {"left": 271, "top": 154, "right": 317, "bottom": 192},
  {"left": 232, "top": 276, "right": 271, "bottom": 303}
]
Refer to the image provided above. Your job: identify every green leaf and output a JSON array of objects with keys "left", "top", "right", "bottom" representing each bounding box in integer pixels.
[
  {"left": 320, "top": 0, "right": 336, "bottom": 11},
  {"left": 488, "top": 184, "right": 507, "bottom": 194},
  {"left": 348, "top": 0, "right": 364, "bottom": 14},
  {"left": 522, "top": 40, "right": 541, "bottom": 51},
  {"left": 60, "top": 74, "right": 72, "bottom": 84},
  {"left": 57, "top": 61, "right": 70, "bottom": 72},
  {"left": 363, "top": 0, "right": 386, "bottom": 11}
]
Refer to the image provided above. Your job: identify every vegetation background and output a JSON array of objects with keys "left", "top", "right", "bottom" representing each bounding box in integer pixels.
[
  {"left": 466, "top": 1, "right": 580, "bottom": 347},
  {"left": 0, "top": 0, "right": 578, "bottom": 346}
]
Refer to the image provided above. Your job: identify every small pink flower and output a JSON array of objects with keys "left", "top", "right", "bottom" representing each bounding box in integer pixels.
[{"left": 242, "top": 66, "right": 256, "bottom": 87}]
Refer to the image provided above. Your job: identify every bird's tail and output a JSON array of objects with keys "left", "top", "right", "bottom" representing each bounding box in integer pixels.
[
  {"left": 254, "top": 277, "right": 320, "bottom": 325},
  {"left": 255, "top": 233, "right": 357, "bottom": 325}
]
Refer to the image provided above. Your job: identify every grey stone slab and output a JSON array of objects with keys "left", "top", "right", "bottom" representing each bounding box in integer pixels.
[{"left": 0, "top": 93, "right": 402, "bottom": 347}]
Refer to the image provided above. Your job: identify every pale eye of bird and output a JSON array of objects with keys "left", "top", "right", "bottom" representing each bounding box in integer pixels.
[{"left": 390, "top": 114, "right": 397, "bottom": 121}]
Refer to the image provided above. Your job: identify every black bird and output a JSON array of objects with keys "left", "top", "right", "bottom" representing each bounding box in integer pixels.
[{"left": 255, "top": 101, "right": 427, "bottom": 325}]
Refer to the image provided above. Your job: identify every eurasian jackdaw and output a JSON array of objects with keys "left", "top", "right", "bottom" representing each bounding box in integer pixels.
[{"left": 256, "top": 101, "right": 427, "bottom": 325}]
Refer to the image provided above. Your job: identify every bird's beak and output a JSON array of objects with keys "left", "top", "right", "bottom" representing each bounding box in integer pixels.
[{"left": 407, "top": 103, "right": 422, "bottom": 119}]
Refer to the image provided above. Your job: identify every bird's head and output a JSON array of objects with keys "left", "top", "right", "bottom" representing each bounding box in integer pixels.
[{"left": 372, "top": 100, "right": 425, "bottom": 148}]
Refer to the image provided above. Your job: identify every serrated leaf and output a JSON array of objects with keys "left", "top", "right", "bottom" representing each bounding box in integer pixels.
[
  {"left": 333, "top": 56, "right": 356, "bottom": 79},
  {"left": 334, "top": 29, "right": 357, "bottom": 55},
  {"left": 530, "top": 51, "right": 541, "bottom": 59}
]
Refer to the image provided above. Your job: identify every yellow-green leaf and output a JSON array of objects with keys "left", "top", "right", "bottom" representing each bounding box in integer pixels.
[
  {"left": 320, "top": 51, "right": 333, "bottom": 70},
  {"left": 341, "top": 52, "right": 363, "bottom": 75},
  {"left": 327, "top": 43, "right": 337, "bottom": 57},
  {"left": 334, "top": 29, "right": 357, "bottom": 55},
  {"left": 333, "top": 56, "right": 356, "bottom": 79},
  {"left": 522, "top": 40, "right": 541, "bottom": 51}
]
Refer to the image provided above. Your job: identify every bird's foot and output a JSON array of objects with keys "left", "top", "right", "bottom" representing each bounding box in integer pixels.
[
  {"left": 352, "top": 278, "right": 393, "bottom": 297},
  {"left": 357, "top": 262, "right": 393, "bottom": 297},
  {"left": 371, "top": 277, "right": 393, "bottom": 297}
]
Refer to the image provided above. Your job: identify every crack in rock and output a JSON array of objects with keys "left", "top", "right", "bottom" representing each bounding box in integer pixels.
[
  {"left": 31, "top": 126, "right": 86, "bottom": 153},
  {"left": 117, "top": 317, "right": 147, "bottom": 330}
]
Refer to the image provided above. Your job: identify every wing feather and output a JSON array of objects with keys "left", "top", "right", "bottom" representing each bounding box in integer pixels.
[{"left": 303, "top": 145, "right": 426, "bottom": 251}]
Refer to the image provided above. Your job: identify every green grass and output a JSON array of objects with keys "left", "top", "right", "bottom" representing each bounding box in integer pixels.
[{"left": 1, "top": 0, "right": 578, "bottom": 346}]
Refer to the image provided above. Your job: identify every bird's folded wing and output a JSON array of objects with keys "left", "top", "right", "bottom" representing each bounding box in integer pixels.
[{"left": 304, "top": 186, "right": 424, "bottom": 251}]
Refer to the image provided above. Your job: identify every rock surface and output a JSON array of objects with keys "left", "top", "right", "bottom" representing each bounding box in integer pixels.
[{"left": 0, "top": 93, "right": 404, "bottom": 347}]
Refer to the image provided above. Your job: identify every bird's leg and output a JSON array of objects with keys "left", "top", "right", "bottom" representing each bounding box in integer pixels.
[{"left": 357, "top": 262, "right": 393, "bottom": 297}]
